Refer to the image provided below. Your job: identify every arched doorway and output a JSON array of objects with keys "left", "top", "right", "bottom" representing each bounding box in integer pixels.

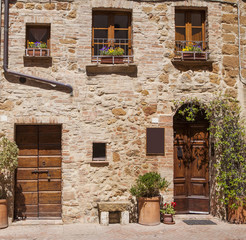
[{"left": 173, "top": 104, "right": 210, "bottom": 214}]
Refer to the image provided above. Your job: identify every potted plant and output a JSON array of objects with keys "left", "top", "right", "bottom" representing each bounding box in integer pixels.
[
  {"left": 27, "top": 41, "right": 48, "bottom": 56},
  {"left": 99, "top": 46, "right": 124, "bottom": 64},
  {"left": 160, "top": 201, "right": 176, "bottom": 224},
  {"left": 181, "top": 43, "right": 206, "bottom": 60},
  {"left": 130, "top": 172, "right": 169, "bottom": 225},
  {"left": 0, "top": 136, "right": 18, "bottom": 228}
]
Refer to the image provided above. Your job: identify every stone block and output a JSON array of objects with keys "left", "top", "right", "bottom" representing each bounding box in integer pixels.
[
  {"left": 100, "top": 211, "right": 109, "bottom": 226},
  {"left": 222, "top": 14, "right": 238, "bottom": 24},
  {"left": 222, "top": 44, "right": 238, "bottom": 55},
  {"left": 120, "top": 211, "right": 129, "bottom": 225},
  {"left": 223, "top": 56, "right": 239, "bottom": 68}
]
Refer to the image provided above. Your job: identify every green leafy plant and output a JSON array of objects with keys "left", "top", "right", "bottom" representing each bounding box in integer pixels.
[
  {"left": 174, "top": 95, "right": 246, "bottom": 209},
  {"left": 130, "top": 172, "right": 169, "bottom": 198},
  {"left": 160, "top": 202, "right": 176, "bottom": 215},
  {"left": 0, "top": 136, "right": 19, "bottom": 198}
]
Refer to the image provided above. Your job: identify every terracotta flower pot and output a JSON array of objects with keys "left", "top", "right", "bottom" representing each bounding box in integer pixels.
[
  {"left": 138, "top": 196, "right": 160, "bottom": 225},
  {"left": 27, "top": 48, "right": 47, "bottom": 57},
  {"left": 101, "top": 56, "right": 124, "bottom": 64},
  {"left": 182, "top": 52, "right": 206, "bottom": 60},
  {"left": 227, "top": 198, "right": 246, "bottom": 224},
  {"left": 0, "top": 199, "right": 8, "bottom": 229},
  {"left": 163, "top": 213, "right": 175, "bottom": 224}
]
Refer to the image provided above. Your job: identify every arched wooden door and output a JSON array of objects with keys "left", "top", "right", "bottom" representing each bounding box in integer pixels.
[{"left": 173, "top": 116, "right": 209, "bottom": 214}]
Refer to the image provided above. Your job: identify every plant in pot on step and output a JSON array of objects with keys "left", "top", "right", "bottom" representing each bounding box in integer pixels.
[
  {"left": 130, "top": 172, "right": 169, "bottom": 225},
  {"left": 0, "top": 136, "right": 19, "bottom": 229},
  {"left": 160, "top": 201, "right": 176, "bottom": 224}
]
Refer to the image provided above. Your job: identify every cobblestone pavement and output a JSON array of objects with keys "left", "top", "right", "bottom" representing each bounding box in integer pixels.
[{"left": 0, "top": 216, "right": 245, "bottom": 240}]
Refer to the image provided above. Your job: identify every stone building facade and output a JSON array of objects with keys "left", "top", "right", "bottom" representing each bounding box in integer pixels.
[{"left": 0, "top": 0, "right": 246, "bottom": 223}]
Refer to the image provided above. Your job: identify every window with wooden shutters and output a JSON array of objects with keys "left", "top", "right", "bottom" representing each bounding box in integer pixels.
[
  {"left": 26, "top": 25, "right": 50, "bottom": 57},
  {"left": 175, "top": 10, "right": 209, "bottom": 60},
  {"left": 92, "top": 11, "right": 133, "bottom": 63}
]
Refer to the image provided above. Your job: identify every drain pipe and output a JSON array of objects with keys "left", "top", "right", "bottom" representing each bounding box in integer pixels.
[{"left": 3, "top": 0, "right": 73, "bottom": 95}]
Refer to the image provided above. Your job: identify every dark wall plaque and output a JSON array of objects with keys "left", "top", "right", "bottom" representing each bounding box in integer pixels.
[{"left": 146, "top": 128, "right": 165, "bottom": 155}]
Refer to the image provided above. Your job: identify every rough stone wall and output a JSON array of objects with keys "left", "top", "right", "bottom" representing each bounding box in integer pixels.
[{"left": 0, "top": 0, "right": 245, "bottom": 223}]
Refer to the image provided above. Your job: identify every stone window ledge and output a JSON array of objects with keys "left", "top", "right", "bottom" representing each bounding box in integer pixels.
[
  {"left": 171, "top": 59, "right": 214, "bottom": 66},
  {"left": 23, "top": 56, "right": 52, "bottom": 60},
  {"left": 86, "top": 64, "right": 137, "bottom": 77},
  {"left": 87, "top": 161, "right": 109, "bottom": 166}
]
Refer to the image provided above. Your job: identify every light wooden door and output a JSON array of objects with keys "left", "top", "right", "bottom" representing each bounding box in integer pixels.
[
  {"left": 174, "top": 122, "right": 209, "bottom": 213},
  {"left": 15, "top": 125, "right": 62, "bottom": 219}
]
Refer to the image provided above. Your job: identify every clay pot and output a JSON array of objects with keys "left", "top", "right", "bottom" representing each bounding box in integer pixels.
[
  {"left": 138, "top": 196, "right": 160, "bottom": 225},
  {"left": 227, "top": 198, "right": 246, "bottom": 224},
  {"left": 101, "top": 56, "right": 124, "bottom": 64},
  {"left": 0, "top": 199, "right": 8, "bottom": 229},
  {"left": 163, "top": 214, "right": 175, "bottom": 224},
  {"left": 28, "top": 49, "right": 47, "bottom": 57}
]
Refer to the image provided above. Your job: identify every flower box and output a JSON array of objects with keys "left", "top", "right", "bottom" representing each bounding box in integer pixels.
[
  {"left": 27, "top": 48, "right": 48, "bottom": 57},
  {"left": 101, "top": 56, "right": 124, "bottom": 64},
  {"left": 182, "top": 52, "right": 206, "bottom": 60}
]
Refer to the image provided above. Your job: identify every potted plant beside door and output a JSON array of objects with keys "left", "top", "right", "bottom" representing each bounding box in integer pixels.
[
  {"left": 130, "top": 172, "right": 169, "bottom": 225},
  {"left": 0, "top": 136, "right": 18, "bottom": 229},
  {"left": 160, "top": 201, "right": 176, "bottom": 224}
]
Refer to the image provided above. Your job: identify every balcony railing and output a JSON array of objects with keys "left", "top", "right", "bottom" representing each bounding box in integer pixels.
[
  {"left": 92, "top": 38, "right": 133, "bottom": 64},
  {"left": 175, "top": 41, "right": 210, "bottom": 61},
  {"left": 26, "top": 48, "right": 50, "bottom": 57}
]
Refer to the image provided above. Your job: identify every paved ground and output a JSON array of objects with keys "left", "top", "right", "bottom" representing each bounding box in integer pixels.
[{"left": 0, "top": 215, "right": 245, "bottom": 240}]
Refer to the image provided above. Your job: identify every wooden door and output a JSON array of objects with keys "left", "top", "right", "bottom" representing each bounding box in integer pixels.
[
  {"left": 174, "top": 122, "right": 209, "bottom": 213},
  {"left": 15, "top": 125, "right": 62, "bottom": 219}
]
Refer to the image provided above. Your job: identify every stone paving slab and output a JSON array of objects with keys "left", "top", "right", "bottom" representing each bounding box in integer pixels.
[{"left": 0, "top": 216, "right": 245, "bottom": 240}]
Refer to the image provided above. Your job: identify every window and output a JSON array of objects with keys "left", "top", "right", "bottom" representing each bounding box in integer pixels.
[
  {"left": 92, "top": 11, "right": 132, "bottom": 63},
  {"left": 93, "top": 143, "right": 106, "bottom": 161},
  {"left": 26, "top": 24, "right": 50, "bottom": 57},
  {"left": 146, "top": 128, "right": 165, "bottom": 155},
  {"left": 175, "top": 10, "right": 209, "bottom": 60}
]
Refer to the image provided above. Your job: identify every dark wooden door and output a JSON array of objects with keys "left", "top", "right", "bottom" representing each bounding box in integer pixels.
[
  {"left": 15, "top": 125, "right": 62, "bottom": 219},
  {"left": 174, "top": 122, "right": 209, "bottom": 213}
]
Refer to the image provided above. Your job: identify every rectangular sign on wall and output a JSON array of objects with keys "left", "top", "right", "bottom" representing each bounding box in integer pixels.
[{"left": 146, "top": 128, "right": 165, "bottom": 155}]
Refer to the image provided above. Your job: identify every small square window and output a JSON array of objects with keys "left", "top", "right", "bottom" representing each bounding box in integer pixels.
[
  {"left": 26, "top": 24, "right": 50, "bottom": 57},
  {"left": 146, "top": 128, "right": 165, "bottom": 155},
  {"left": 93, "top": 143, "right": 106, "bottom": 161}
]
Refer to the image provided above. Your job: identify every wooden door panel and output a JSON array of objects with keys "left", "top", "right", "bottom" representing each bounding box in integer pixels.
[
  {"left": 16, "top": 181, "right": 38, "bottom": 192},
  {"left": 39, "top": 180, "right": 61, "bottom": 191},
  {"left": 15, "top": 192, "right": 38, "bottom": 205},
  {"left": 38, "top": 169, "right": 61, "bottom": 179},
  {"left": 39, "top": 204, "right": 61, "bottom": 212},
  {"left": 16, "top": 169, "right": 38, "bottom": 180},
  {"left": 18, "top": 157, "right": 38, "bottom": 168},
  {"left": 188, "top": 198, "right": 209, "bottom": 212},
  {"left": 174, "top": 122, "right": 209, "bottom": 213},
  {"left": 16, "top": 125, "right": 38, "bottom": 156},
  {"left": 39, "top": 157, "right": 61, "bottom": 167},
  {"left": 15, "top": 125, "right": 62, "bottom": 220},
  {"left": 39, "top": 192, "right": 61, "bottom": 204}
]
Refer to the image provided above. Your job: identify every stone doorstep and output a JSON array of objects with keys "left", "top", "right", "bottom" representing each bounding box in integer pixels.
[
  {"left": 97, "top": 201, "right": 131, "bottom": 212},
  {"left": 11, "top": 219, "right": 63, "bottom": 226}
]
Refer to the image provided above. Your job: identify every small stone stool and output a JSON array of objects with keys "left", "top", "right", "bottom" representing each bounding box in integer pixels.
[{"left": 97, "top": 202, "right": 130, "bottom": 226}]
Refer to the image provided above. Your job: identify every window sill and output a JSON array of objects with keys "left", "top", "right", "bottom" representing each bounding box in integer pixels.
[
  {"left": 23, "top": 56, "right": 52, "bottom": 67},
  {"left": 171, "top": 59, "right": 214, "bottom": 67},
  {"left": 87, "top": 161, "right": 109, "bottom": 166},
  {"left": 86, "top": 64, "right": 137, "bottom": 77},
  {"left": 24, "top": 56, "right": 52, "bottom": 60}
]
